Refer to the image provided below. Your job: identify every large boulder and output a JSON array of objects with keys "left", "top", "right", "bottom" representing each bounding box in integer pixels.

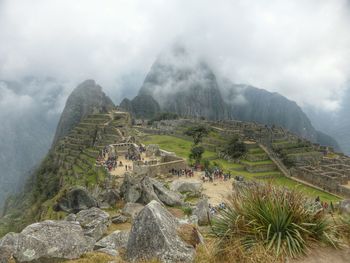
[
  {"left": 122, "top": 203, "right": 144, "bottom": 219},
  {"left": 170, "top": 180, "right": 203, "bottom": 194},
  {"left": 126, "top": 200, "right": 195, "bottom": 263},
  {"left": 0, "top": 220, "right": 94, "bottom": 262},
  {"left": 141, "top": 177, "right": 183, "bottom": 207},
  {"left": 120, "top": 173, "right": 142, "bottom": 203},
  {"left": 97, "top": 189, "right": 120, "bottom": 209},
  {"left": 75, "top": 207, "right": 111, "bottom": 241},
  {"left": 54, "top": 186, "right": 98, "bottom": 213},
  {"left": 120, "top": 175, "right": 183, "bottom": 207},
  {"left": 94, "top": 230, "right": 129, "bottom": 250},
  {"left": 192, "top": 198, "right": 211, "bottom": 226}
]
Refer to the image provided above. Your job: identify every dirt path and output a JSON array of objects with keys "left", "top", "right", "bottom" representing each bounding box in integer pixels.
[{"left": 179, "top": 171, "right": 233, "bottom": 206}]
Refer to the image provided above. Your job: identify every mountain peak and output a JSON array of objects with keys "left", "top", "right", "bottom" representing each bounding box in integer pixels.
[{"left": 52, "top": 80, "right": 114, "bottom": 145}]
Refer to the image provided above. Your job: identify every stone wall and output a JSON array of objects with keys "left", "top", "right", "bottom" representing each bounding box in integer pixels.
[{"left": 133, "top": 159, "right": 186, "bottom": 177}]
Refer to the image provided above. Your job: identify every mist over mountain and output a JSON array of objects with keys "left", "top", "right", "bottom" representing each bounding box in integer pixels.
[
  {"left": 123, "top": 46, "right": 339, "bottom": 150},
  {"left": 305, "top": 86, "right": 350, "bottom": 155},
  {"left": 0, "top": 77, "right": 69, "bottom": 209}
]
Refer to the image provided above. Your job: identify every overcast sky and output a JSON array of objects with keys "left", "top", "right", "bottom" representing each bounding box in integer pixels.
[{"left": 0, "top": 0, "right": 350, "bottom": 110}]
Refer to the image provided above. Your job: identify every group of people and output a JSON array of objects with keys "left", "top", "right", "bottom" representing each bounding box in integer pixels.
[
  {"left": 202, "top": 168, "right": 232, "bottom": 183},
  {"left": 170, "top": 168, "right": 195, "bottom": 177}
]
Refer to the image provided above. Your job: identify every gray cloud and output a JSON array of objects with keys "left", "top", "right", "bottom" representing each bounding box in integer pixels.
[{"left": 0, "top": 0, "right": 350, "bottom": 110}]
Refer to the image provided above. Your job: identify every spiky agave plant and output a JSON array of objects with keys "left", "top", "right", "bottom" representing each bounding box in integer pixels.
[{"left": 211, "top": 183, "right": 339, "bottom": 259}]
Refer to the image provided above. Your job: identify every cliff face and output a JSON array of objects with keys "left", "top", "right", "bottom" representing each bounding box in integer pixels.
[{"left": 52, "top": 79, "right": 115, "bottom": 146}]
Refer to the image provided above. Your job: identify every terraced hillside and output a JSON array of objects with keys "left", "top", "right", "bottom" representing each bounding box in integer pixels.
[
  {"left": 0, "top": 111, "right": 132, "bottom": 236},
  {"left": 139, "top": 119, "right": 342, "bottom": 202}
]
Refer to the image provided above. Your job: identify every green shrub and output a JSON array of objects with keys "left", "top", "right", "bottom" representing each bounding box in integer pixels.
[{"left": 211, "top": 183, "right": 339, "bottom": 259}]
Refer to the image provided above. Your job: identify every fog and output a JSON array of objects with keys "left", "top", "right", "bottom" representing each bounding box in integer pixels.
[
  {"left": 1, "top": 0, "right": 350, "bottom": 110},
  {"left": 1, "top": 0, "right": 350, "bottom": 208}
]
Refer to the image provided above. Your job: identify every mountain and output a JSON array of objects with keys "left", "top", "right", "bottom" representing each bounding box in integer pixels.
[
  {"left": 1, "top": 81, "right": 119, "bottom": 234},
  {"left": 122, "top": 46, "right": 339, "bottom": 150},
  {"left": 120, "top": 95, "right": 160, "bottom": 119},
  {"left": 136, "top": 45, "right": 227, "bottom": 120},
  {"left": 52, "top": 79, "right": 115, "bottom": 145},
  {"left": 0, "top": 77, "right": 66, "bottom": 211}
]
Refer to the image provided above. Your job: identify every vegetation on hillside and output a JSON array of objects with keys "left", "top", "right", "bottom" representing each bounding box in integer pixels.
[{"left": 221, "top": 136, "right": 247, "bottom": 159}]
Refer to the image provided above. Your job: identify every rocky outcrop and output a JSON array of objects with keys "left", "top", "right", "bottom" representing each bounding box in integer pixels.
[
  {"left": 75, "top": 207, "right": 111, "bottom": 241},
  {"left": 192, "top": 198, "right": 211, "bottom": 226},
  {"left": 111, "top": 214, "right": 128, "bottom": 224},
  {"left": 0, "top": 220, "right": 94, "bottom": 262},
  {"left": 122, "top": 203, "right": 145, "bottom": 219},
  {"left": 120, "top": 174, "right": 183, "bottom": 207},
  {"left": 170, "top": 180, "right": 203, "bottom": 195},
  {"left": 94, "top": 230, "right": 129, "bottom": 250},
  {"left": 120, "top": 173, "right": 143, "bottom": 203},
  {"left": 52, "top": 79, "right": 114, "bottom": 146},
  {"left": 126, "top": 200, "right": 196, "bottom": 263},
  {"left": 97, "top": 189, "right": 120, "bottom": 209},
  {"left": 54, "top": 186, "right": 98, "bottom": 213}
]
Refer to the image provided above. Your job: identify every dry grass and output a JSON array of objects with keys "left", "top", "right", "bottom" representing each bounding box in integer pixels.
[
  {"left": 167, "top": 207, "right": 185, "bottom": 218},
  {"left": 177, "top": 223, "right": 202, "bottom": 248},
  {"left": 66, "top": 252, "right": 121, "bottom": 263},
  {"left": 195, "top": 238, "right": 284, "bottom": 263},
  {"left": 106, "top": 222, "right": 132, "bottom": 235}
]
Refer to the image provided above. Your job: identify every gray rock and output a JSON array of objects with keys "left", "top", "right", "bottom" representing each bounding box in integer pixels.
[
  {"left": 65, "top": 213, "right": 77, "bottom": 222},
  {"left": 111, "top": 214, "right": 128, "bottom": 224},
  {"left": 340, "top": 199, "right": 350, "bottom": 214},
  {"left": 96, "top": 248, "right": 119, "bottom": 257},
  {"left": 98, "top": 189, "right": 120, "bottom": 208},
  {"left": 75, "top": 207, "right": 111, "bottom": 241},
  {"left": 126, "top": 200, "right": 195, "bottom": 263},
  {"left": 120, "top": 173, "right": 142, "bottom": 203},
  {"left": 122, "top": 203, "right": 144, "bottom": 219},
  {"left": 0, "top": 220, "right": 94, "bottom": 262},
  {"left": 94, "top": 230, "right": 129, "bottom": 250},
  {"left": 54, "top": 186, "right": 98, "bottom": 213},
  {"left": 192, "top": 198, "right": 211, "bottom": 226},
  {"left": 121, "top": 175, "right": 183, "bottom": 207},
  {"left": 170, "top": 180, "right": 203, "bottom": 194},
  {"left": 142, "top": 177, "right": 183, "bottom": 207}
]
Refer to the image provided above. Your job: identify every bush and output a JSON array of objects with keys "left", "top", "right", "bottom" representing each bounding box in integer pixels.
[
  {"left": 221, "top": 136, "right": 247, "bottom": 159},
  {"left": 211, "top": 183, "right": 339, "bottom": 259},
  {"left": 189, "top": 146, "right": 205, "bottom": 165}
]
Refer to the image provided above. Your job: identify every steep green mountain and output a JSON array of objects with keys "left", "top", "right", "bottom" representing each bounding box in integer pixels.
[
  {"left": 122, "top": 47, "right": 339, "bottom": 149},
  {"left": 0, "top": 83, "right": 122, "bottom": 236},
  {"left": 52, "top": 79, "right": 115, "bottom": 145}
]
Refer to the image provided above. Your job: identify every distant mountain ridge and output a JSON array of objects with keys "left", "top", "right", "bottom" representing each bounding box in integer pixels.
[{"left": 121, "top": 46, "right": 340, "bottom": 150}]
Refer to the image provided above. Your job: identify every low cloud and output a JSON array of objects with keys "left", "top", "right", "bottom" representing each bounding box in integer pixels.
[{"left": 0, "top": 0, "right": 349, "bottom": 110}]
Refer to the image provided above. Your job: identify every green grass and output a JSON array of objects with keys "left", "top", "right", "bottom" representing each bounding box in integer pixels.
[
  {"left": 142, "top": 135, "right": 340, "bottom": 203},
  {"left": 240, "top": 159, "right": 274, "bottom": 165}
]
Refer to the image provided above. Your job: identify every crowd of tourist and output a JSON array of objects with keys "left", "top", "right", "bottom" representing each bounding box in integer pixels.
[
  {"left": 201, "top": 168, "right": 232, "bottom": 183},
  {"left": 170, "top": 168, "right": 195, "bottom": 177}
]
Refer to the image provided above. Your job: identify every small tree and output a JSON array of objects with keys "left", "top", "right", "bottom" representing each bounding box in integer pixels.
[
  {"left": 184, "top": 125, "right": 210, "bottom": 145},
  {"left": 189, "top": 146, "right": 205, "bottom": 165},
  {"left": 222, "top": 136, "right": 247, "bottom": 159}
]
